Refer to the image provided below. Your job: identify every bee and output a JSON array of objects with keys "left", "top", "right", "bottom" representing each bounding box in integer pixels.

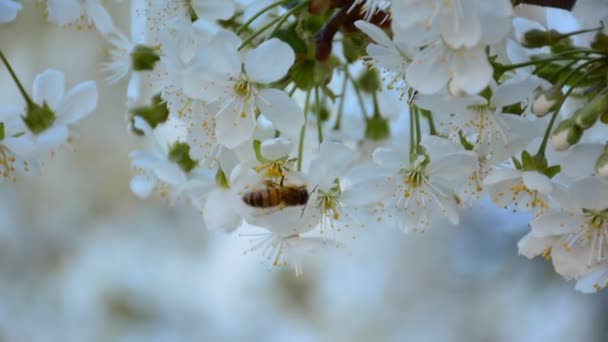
[{"left": 242, "top": 179, "right": 309, "bottom": 209}]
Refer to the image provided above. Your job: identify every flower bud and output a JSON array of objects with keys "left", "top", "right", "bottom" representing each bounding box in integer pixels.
[
  {"left": 365, "top": 115, "right": 390, "bottom": 140},
  {"left": 591, "top": 32, "right": 608, "bottom": 52},
  {"left": 357, "top": 68, "right": 381, "bottom": 94},
  {"left": 532, "top": 86, "right": 562, "bottom": 117},
  {"left": 596, "top": 150, "right": 608, "bottom": 178},
  {"left": 574, "top": 88, "right": 608, "bottom": 129},
  {"left": 522, "top": 29, "right": 562, "bottom": 48},
  {"left": 551, "top": 118, "right": 582, "bottom": 151}
]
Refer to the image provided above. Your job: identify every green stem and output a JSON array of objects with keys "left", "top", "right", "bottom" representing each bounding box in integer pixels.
[
  {"left": 501, "top": 55, "right": 596, "bottom": 72},
  {"left": 266, "top": 0, "right": 308, "bottom": 40},
  {"left": 536, "top": 61, "right": 602, "bottom": 156},
  {"left": 0, "top": 50, "right": 34, "bottom": 106},
  {"left": 236, "top": 0, "right": 289, "bottom": 34},
  {"left": 333, "top": 72, "right": 348, "bottom": 130},
  {"left": 420, "top": 109, "right": 437, "bottom": 135},
  {"left": 314, "top": 86, "right": 323, "bottom": 145},
  {"left": 559, "top": 26, "right": 605, "bottom": 39},
  {"left": 409, "top": 103, "right": 415, "bottom": 157},
  {"left": 238, "top": 1, "right": 307, "bottom": 50},
  {"left": 297, "top": 89, "right": 311, "bottom": 171},
  {"left": 345, "top": 69, "right": 368, "bottom": 118},
  {"left": 413, "top": 105, "right": 421, "bottom": 146},
  {"left": 371, "top": 91, "right": 381, "bottom": 118}
]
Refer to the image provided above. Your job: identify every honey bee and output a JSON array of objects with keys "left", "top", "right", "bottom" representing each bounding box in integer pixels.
[{"left": 242, "top": 179, "right": 309, "bottom": 208}]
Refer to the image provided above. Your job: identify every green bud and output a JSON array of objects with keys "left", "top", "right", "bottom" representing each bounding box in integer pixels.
[
  {"left": 129, "top": 94, "right": 169, "bottom": 134},
  {"left": 574, "top": 88, "right": 608, "bottom": 129},
  {"left": 522, "top": 29, "right": 563, "bottom": 48},
  {"left": 0, "top": 122, "right": 4, "bottom": 141},
  {"left": 532, "top": 86, "right": 563, "bottom": 117},
  {"left": 342, "top": 33, "right": 368, "bottom": 63},
  {"left": 289, "top": 57, "right": 337, "bottom": 90},
  {"left": 591, "top": 32, "right": 608, "bottom": 51},
  {"left": 551, "top": 118, "right": 582, "bottom": 151},
  {"left": 131, "top": 45, "right": 160, "bottom": 71},
  {"left": 365, "top": 115, "right": 390, "bottom": 140},
  {"left": 22, "top": 101, "right": 56, "bottom": 135},
  {"left": 357, "top": 68, "right": 381, "bottom": 93},
  {"left": 168, "top": 141, "right": 198, "bottom": 174},
  {"left": 596, "top": 148, "right": 608, "bottom": 178}
]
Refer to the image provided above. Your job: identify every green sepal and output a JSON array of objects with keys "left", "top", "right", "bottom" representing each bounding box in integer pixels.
[
  {"left": 215, "top": 167, "right": 230, "bottom": 189},
  {"left": 168, "top": 142, "right": 198, "bottom": 174},
  {"left": 512, "top": 157, "right": 522, "bottom": 170},
  {"left": 458, "top": 130, "right": 474, "bottom": 151},
  {"left": 521, "top": 150, "right": 536, "bottom": 171},
  {"left": 131, "top": 45, "right": 160, "bottom": 71},
  {"left": 253, "top": 139, "right": 270, "bottom": 164},
  {"left": 22, "top": 101, "right": 56, "bottom": 135},
  {"left": 129, "top": 94, "right": 169, "bottom": 134},
  {"left": 543, "top": 164, "right": 561, "bottom": 178},
  {"left": 364, "top": 115, "right": 390, "bottom": 141}
]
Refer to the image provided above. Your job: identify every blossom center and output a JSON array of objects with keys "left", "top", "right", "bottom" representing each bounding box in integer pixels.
[{"left": 234, "top": 80, "right": 251, "bottom": 98}]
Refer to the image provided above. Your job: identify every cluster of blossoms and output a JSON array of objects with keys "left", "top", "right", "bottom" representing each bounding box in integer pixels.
[{"left": 5, "top": 0, "right": 608, "bottom": 293}]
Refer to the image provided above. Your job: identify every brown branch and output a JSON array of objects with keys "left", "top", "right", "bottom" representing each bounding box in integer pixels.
[{"left": 514, "top": 0, "right": 577, "bottom": 10}]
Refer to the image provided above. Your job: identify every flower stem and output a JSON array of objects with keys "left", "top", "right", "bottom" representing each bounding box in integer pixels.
[
  {"left": 413, "top": 105, "right": 421, "bottom": 147},
  {"left": 345, "top": 69, "right": 368, "bottom": 118},
  {"left": 315, "top": 86, "right": 323, "bottom": 145},
  {"left": 333, "top": 72, "right": 348, "bottom": 130},
  {"left": 0, "top": 50, "right": 34, "bottom": 107},
  {"left": 536, "top": 60, "right": 602, "bottom": 156},
  {"left": 297, "top": 89, "right": 311, "bottom": 171},
  {"left": 238, "top": 0, "right": 308, "bottom": 50},
  {"left": 236, "top": 0, "right": 289, "bottom": 35}
]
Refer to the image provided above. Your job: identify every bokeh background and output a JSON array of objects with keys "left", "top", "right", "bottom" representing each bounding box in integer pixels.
[{"left": 0, "top": 2, "right": 606, "bottom": 341}]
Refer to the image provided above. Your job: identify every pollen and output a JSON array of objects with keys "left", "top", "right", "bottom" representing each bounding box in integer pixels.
[{"left": 234, "top": 80, "right": 250, "bottom": 97}]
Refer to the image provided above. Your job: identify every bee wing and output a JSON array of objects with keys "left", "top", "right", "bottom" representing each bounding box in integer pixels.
[{"left": 250, "top": 204, "right": 289, "bottom": 217}]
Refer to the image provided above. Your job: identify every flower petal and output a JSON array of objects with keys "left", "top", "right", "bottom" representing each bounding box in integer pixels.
[
  {"left": 0, "top": 0, "right": 22, "bottom": 23},
  {"left": 530, "top": 212, "right": 584, "bottom": 237},
  {"left": 216, "top": 99, "right": 256, "bottom": 149},
  {"left": 47, "top": 0, "right": 82, "bottom": 26},
  {"left": 245, "top": 38, "right": 294, "bottom": 84},
  {"left": 56, "top": 81, "right": 98, "bottom": 125},
  {"left": 84, "top": 1, "right": 114, "bottom": 34},
  {"left": 406, "top": 42, "right": 449, "bottom": 94},
  {"left": 32, "top": 69, "right": 65, "bottom": 109},
  {"left": 203, "top": 189, "right": 242, "bottom": 232},
  {"left": 130, "top": 175, "right": 156, "bottom": 199},
  {"left": 450, "top": 47, "right": 493, "bottom": 95},
  {"left": 36, "top": 124, "right": 68, "bottom": 150},
  {"left": 257, "top": 89, "right": 303, "bottom": 136},
  {"left": 517, "top": 232, "right": 553, "bottom": 259},
  {"left": 522, "top": 171, "right": 552, "bottom": 194},
  {"left": 260, "top": 137, "right": 293, "bottom": 160}
]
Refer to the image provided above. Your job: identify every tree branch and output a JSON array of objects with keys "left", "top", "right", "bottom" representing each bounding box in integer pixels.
[{"left": 514, "top": 0, "right": 577, "bottom": 11}]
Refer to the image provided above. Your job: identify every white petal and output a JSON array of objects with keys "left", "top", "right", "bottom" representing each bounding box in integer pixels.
[
  {"left": 552, "top": 246, "right": 590, "bottom": 280},
  {"left": 439, "top": 14, "right": 481, "bottom": 49},
  {"left": 0, "top": 0, "right": 22, "bottom": 23},
  {"left": 84, "top": 1, "right": 114, "bottom": 34},
  {"left": 256, "top": 89, "right": 303, "bottom": 136},
  {"left": 575, "top": 266, "right": 608, "bottom": 293},
  {"left": 47, "top": 0, "right": 82, "bottom": 26},
  {"left": 517, "top": 232, "right": 552, "bottom": 259},
  {"left": 560, "top": 143, "right": 602, "bottom": 179},
  {"left": 36, "top": 124, "right": 68, "bottom": 150},
  {"left": 193, "top": 0, "right": 235, "bottom": 21},
  {"left": 203, "top": 189, "right": 242, "bottom": 232},
  {"left": 130, "top": 175, "right": 156, "bottom": 199},
  {"left": 245, "top": 38, "right": 295, "bottom": 84},
  {"left": 450, "top": 47, "right": 493, "bottom": 95},
  {"left": 571, "top": 177, "right": 608, "bottom": 210},
  {"left": 530, "top": 212, "right": 584, "bottom": 237},
  {"left": 56, "top": 81, "right": 98, "bottom": 125},
  {"left": 406, "top": 43, "right": 449, "bottom": 94},
  {"left": 355, "top": 20, "right": 393, "bottom": 47},
  {"left": 372, "top": 147, "right": 406, "bottom": 171},
  {"left": 427, "top": 152, "right": 477, "bottom": 182},
  {"left": 522, "top": 171, "right": 552, "bottom": 194},
  {"left": 483, "top": 168, "right": 521, "bottom": 186},
  {"left": 260, "top": 137, "right": 292, "bottom": 160},
  {"left": 216, "top": 99, "right": 256, "bottom": 149},
  {"left": 32, "top": 69, "right": 65, "bottom": 109},
  {"left": 490, "top": 78, "right": 543, "bottom": 107}
]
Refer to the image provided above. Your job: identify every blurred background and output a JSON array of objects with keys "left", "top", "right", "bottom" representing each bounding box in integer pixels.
[{"left": 0, "top": 2, "right": 606, "bottom": 342}]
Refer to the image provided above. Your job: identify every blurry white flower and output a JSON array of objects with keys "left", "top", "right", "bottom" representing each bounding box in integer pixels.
[
  {"left": 0, "top": 106, "right": 37, "bottom": 182},
  {"left": 0, "top": 0, "right": 21, "bottom": 23},
  {"left": 46, "top": 0, "right": 115, "bottom": 34}
]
